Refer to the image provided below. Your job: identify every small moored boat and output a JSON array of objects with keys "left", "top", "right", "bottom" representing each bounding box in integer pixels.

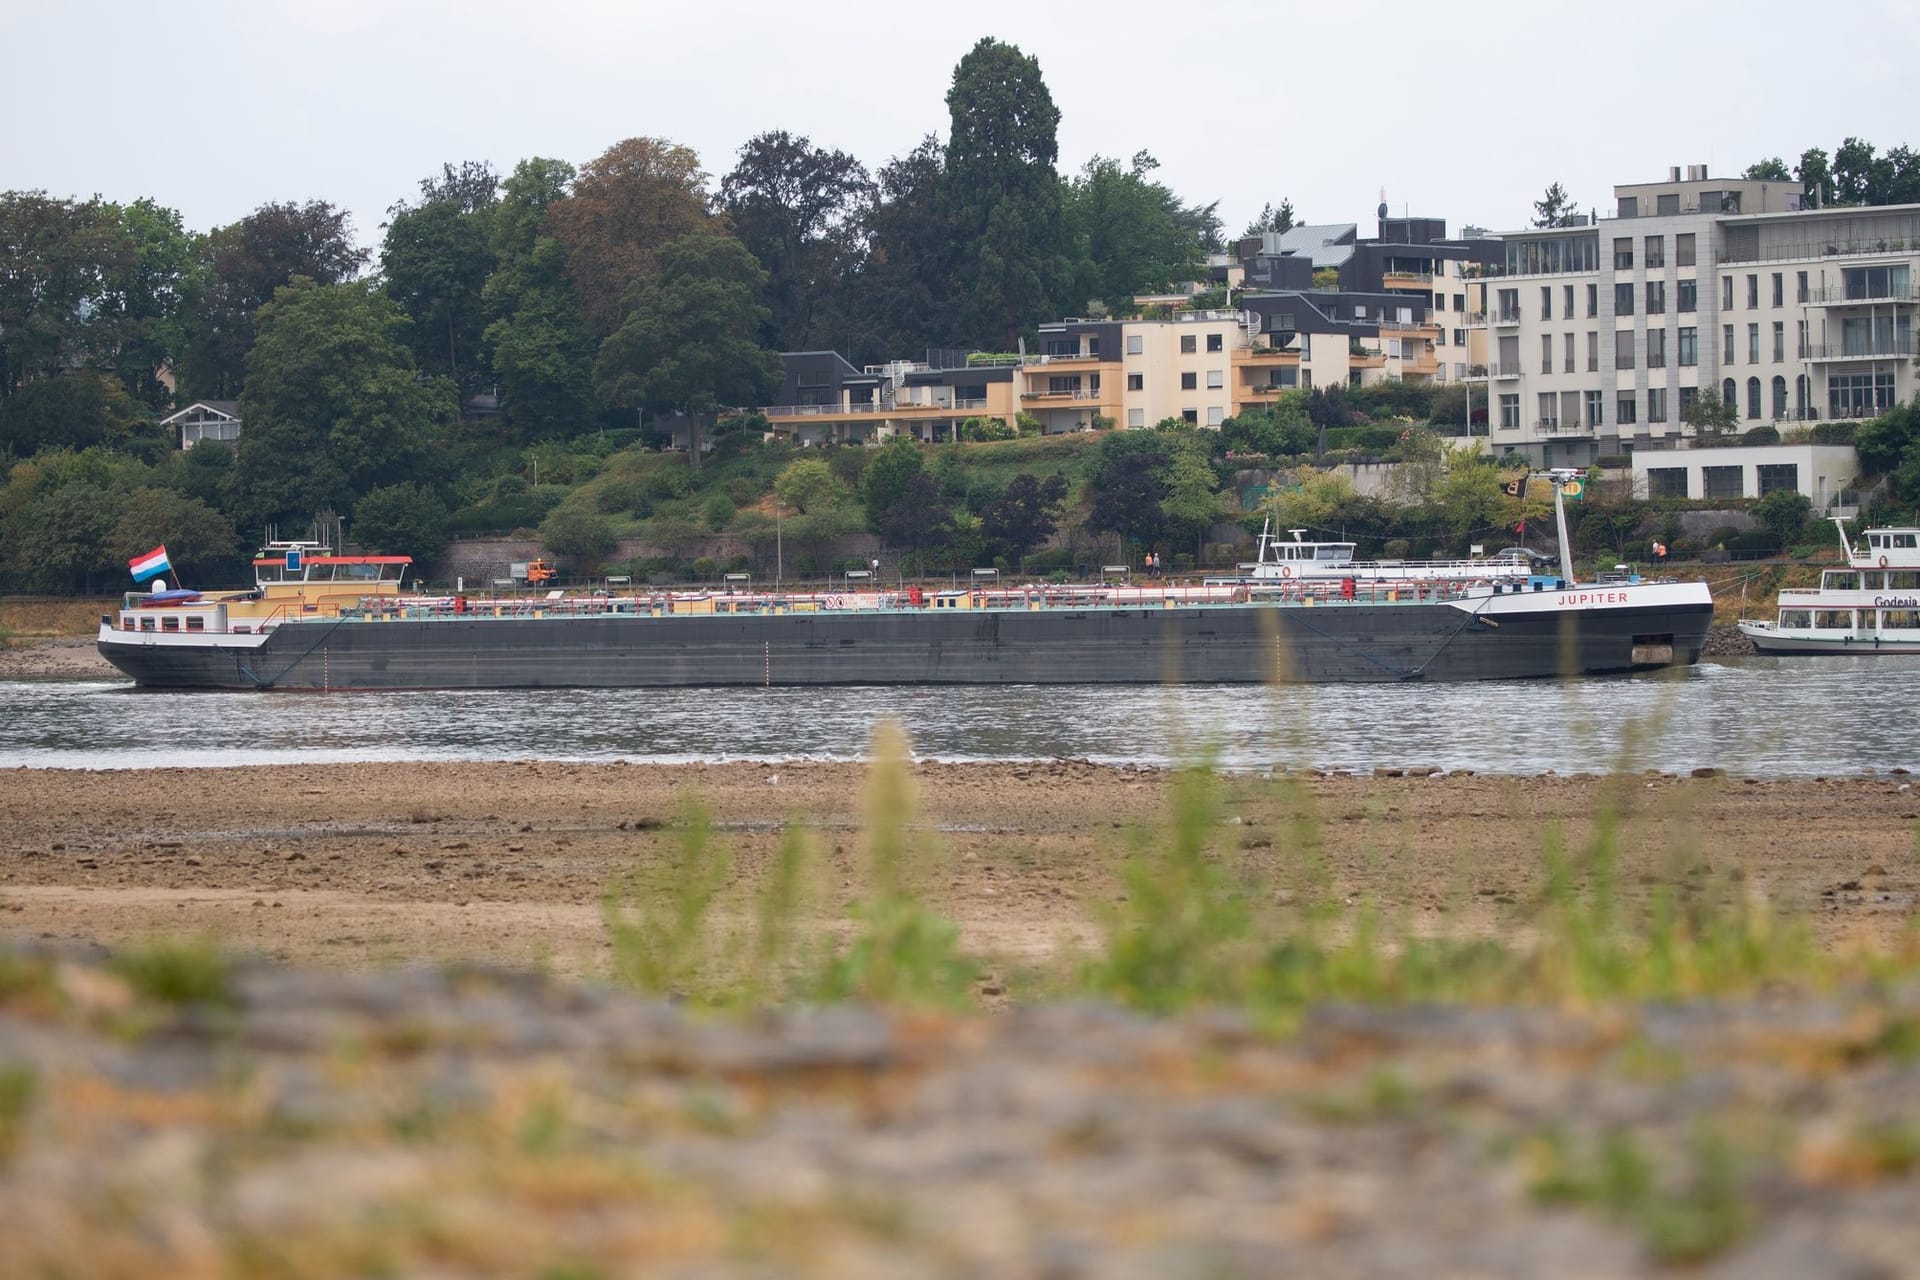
[{"left": 1737, "top": 520, "right": 1920, "bottom": 655}]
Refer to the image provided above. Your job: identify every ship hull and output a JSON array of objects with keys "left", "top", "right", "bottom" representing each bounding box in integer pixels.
[
  {"left": 1739, "top": 625, "right": 1920, "bottom": 656},
  {"left": 99, "top": 595, "right": 1713, "bottom": 691}
]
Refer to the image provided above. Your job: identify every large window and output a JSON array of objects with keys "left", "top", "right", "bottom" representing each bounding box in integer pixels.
[
  {"left": 1541, "top": 335, "right": 1553, "bottom": 374},
  {"left": 1772, "top": 273, "right": 1784, "bottom": 308},
  {"left": 1830, "top": 372, "right": 1897, "bottom": 418},
  {"left": 1677, "top": 279, "right": 1697, "bottom": 312},
  {"left": 1646, "top": 280, "right": 1666, "bottom": 314},
  {"left": 1586, "top": 283, "right": 1598, "bottom": 317},
  {"left": 1541, "top": 286, "right": 1553, "bottom": 320},
  {"left": 1206, "top": 333, "right": 1224, "bottom": 352},
  {"left": 1771, "top": 375, "right": 1788, "bottom": 419},
  {"left": 1614, "top": 237, "right": 1634, "bottom": 270},
  {"left": 1587, "top": 331, "right": 1599, "bottom": 371},
  {"left": 1647, "top": 467, "right": 1688, "bottom": 498},
  {"left": 1499, "top": 394, "right": 1520, "bottom": 429},
  {"left": 1722, "top": 276, "right": 1733, "bottom": 309},
  {"left": 1498, "top": 288, "right": 1519, "bottom": 321},
  {"left": 1644, "top": 236, "right": 1664, "bottom": 268},
  {"left": 1180, "top": 335, "right": 1197, "bottom": 353},
  {"left": 1617, "top": 392, "right": 1637, "bottom": 425},
  {"left": 1615, "top": 329, "right": 1635, "bottom": 370},
  {"left": 1678, "top": 326, "right": 1698, "bottom": 366},
  {"left": 1757, "top": 463, "right": 1798, "bottom": 496},
  {"left": 1747, "top": 274, "right": 1759, "bottom": 308},
  {"left": 1647, "top": 328, "right": 1667, "bottom": 368},
  {"left": 1564, "top": 332, "right": 1575, "bottom": 373},
  {"left": 1502, "top": 235, "right": 1600, "bottom": 276},
  {"left": 1843, "top": 264, "right": 1911, "bottom": 300},
  {"left": 1702, "top": 466, "right": 1743, "bottom": 499},
  {"left": 1586, "top": 390, "right": 1604, "bottom": 427},
  {"left": 1746, "top": 376, "right": 1762, "bottom": 420},
  {"left": 1648, "top": 387, "right": 1667, "bottom": 423},
  {"left": 1748, "top": 323, "right": 1760, "bottom": 364},
  {"left": 1676, "top": 234, "right": 1696, "bottom": 267},
  {"left": 1772, "top": 322, "right": 1785, "bottom": 363},
  {"left": 1680, "top": 385, "right": 1698, "bottom": 419},
  {"left": 1615, "top": 283, "right": 1635, "bottom": 315},
  {"left": 1723, "top": 325, "right": 1735, "bottom": 362},
  {"left": 1538, "top": 392, "right": 1558, "bottom": 427}
]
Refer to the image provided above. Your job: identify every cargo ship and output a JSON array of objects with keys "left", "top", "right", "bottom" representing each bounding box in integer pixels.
[{"left": 97, "top": 474, "right": 1713, "bottom": 690}]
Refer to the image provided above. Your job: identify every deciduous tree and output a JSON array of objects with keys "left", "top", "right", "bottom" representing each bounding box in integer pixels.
[
  {"left": 383, "top": 161, "right": 498, "bottom": 401},
  {"left": 178, "top": 200, "right": 368, "bottom": 398},
  {"left": 545, "top": 137, "right": 711, "bottom": 338},
  {"left": 1064, "top": 152, "right": 1206, "bottom": 313},
  {"left": 980, "top": 472, "right": 1068, "bottom": 567},
  {"left": 230, "top": 279, "right": 454, "bottom": 535},
  {"left": 590, "top": 233, "right": 783, "bottom": 468},
  {"left": 482, "top": 158, "right": 597, "bottom": 440},
  {"left": 351, "top": 481, "right": 449, "bottom": 562},
  {"left": 719, "top": 132, "right": 874, "bottom": 351}
]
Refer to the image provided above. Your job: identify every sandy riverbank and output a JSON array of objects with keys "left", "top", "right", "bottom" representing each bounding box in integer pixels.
[
  {"left": 2, "top": 759, "right": 1912, "bottom": 978},
  {"left": 0, "top": 636, "right": 116, "bottom": 680}
]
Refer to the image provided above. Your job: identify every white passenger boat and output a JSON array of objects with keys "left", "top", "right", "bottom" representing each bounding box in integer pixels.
[
  {"left": 1737, "top": 520, "right": 1920, "bottom": 655},
  {"left": 1219, "top": 521, "right": 1546, "bottom": 586}
]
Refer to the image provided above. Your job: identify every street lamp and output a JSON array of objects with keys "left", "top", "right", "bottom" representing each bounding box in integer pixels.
[{"left": 774, "top": 497, "right": 783, "bottom": 587}]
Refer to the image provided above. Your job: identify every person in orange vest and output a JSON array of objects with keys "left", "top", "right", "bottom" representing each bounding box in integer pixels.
[{"left": 1651, "top": 540, "right": 1668, "bottom": 565}]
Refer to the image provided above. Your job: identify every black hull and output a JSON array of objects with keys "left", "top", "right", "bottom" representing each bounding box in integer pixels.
[{"left": 98, "top": 600, "right": 1712, "bottom": 691}]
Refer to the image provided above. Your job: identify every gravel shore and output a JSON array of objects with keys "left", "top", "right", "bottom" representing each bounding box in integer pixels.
[{"left": 0, "top": 636, "right": 115, "bottom": 680}]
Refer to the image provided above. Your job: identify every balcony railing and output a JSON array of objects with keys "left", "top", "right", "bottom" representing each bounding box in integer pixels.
[
  {"left": 1488, "top": 363, "right": 1523, "bottom": 379},
  {"left": 1807, "top": 287, "right": 1920, "bottom": 306},
  {"left": 1462, "top": 311, "right": 1488, "bottom": 326},
  {"left": 1799, "top": 340, "right": 1919, "bottom": 360},
  {"left": 1382, "top": 271, "right": 1435, "bottom": 285},
  {"left": 765, "top": 397, "right": 993, "bottom": 417},
  {"left": 1720, "top": 236, "right": 1920, "bottom": 266},
  {"left": 1492, "top": 311, "right": 1523, "bottom": 326}
]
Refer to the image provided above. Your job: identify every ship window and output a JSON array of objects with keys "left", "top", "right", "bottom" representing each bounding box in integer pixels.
[
  {"left": 1778, "top": 610, "right": 1811, "bottom": 629},
  {"left": 1883, "top": 610, "right": 1920, "bottom": 629},
  {"left": 1897, "top": 533, "right": 1919, "bottom": 549},
  {"left": 1824, "top": 571, "right": 1861, "bottom": 590},
  {"left": 1889, "top": 571, "right": 1920, "bottom": 590},
  {"left": 162, "top": 617, "right": 180, "bottom": 631},
  {"left": 185, "top": 617, "right": 205, "bottom": 631},
  {"left": 1815, "top": 611, "right": 1855, "bottom": 629},
  {"left": 140, "top": 617, "right": 156, "bottom": 631},
  {"left": 1316, "top": 546, "right": 1351, "bottom": 561}
]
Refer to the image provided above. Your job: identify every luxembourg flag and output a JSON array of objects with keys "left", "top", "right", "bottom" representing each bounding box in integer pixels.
[{"left": 128, "top": 544, "right": 172, "bottom": 583}]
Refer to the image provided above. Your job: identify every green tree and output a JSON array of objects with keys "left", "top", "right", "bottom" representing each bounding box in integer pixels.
[
  {"left": 1159, "top": 438, "right": 1224, "bottom": 557},
  {"left": 1257, "top": 465, "right": 1356, "bottom": 534},
  {"left": 382, "top": 161, "right": 498, "bottom": 401},
  {"left": 352, "top": 482, "right": 450, "bottom": 562},
  {"left": 1063, "top": 152, "right": 1206, "bottom": 312},
  {"left": 1241, "top": 199, "right": 1298, "bottom": 237},
  {"left": 1221, "top": 393, "right": 1313, "bottom": 456},
  {"left": 1753, "top": 488, "right": 1812, "bottom": 546},
  {"left": 229, "top": 279, "right": 454, "bottom": 535},
  {"left": 94, "top": 198, "right": 199, "bottom": 409},
  {"left": 719, "top": 132, "right": 874, "bottom": 351},
  {"left": 1683, "top": 388, "right": 1739, "bottom": 438},
  {"left": 1743, "top": 157, "right": 1792, "bottom": 182},
  {"left": 0, "top": 372, "right": 149, "bottom": 457},
  {"left": 774, "top": 456, "right": 843, "bottom": 513},
  {"left": 980, "top": 472, "right": 1068, "bottom": 567},
  {"left": 879, "top": 472, "right": 954, "bottom": 573},
  {"left": 8, "top": 482, "right": 119, "bottom": 592},
  {"left": 1833, "top": 136, "right": 1884, "bottom": 205},
  {"left": 107, "top": 487, "right": 238, "bottom": 581},
  {"left": 482, "top": 157, "right": 597, "bottom": 441},
  {"left": 853, "top": 136, "right": 956, "bottom": 365},
  {"left": 538, "top": 506, "right": 617, "bottom": 561},
  {"left": 590, "top": 232, "right": 783, "bottom": 469},
  {"left": 862, "top": 435, "right": 924, "bottom": 532},
  {"left": 1797, "top": 147, "right": 1835, "bottom": 208},
  {"left": 1087, "top": 431, "right": 1171, "bottom": 551},
  {"left": 178, "top": 201, "right": 368, "bottom": 399},
  {"left": 1853, "top": 399, "right": 1917, "bottom": 476},
  {"left": 944, "top": 38, "right": 1070, "bottom": 348},
  {"left": 1532, "top": 182, "right": 1582, "bottom": 228}
]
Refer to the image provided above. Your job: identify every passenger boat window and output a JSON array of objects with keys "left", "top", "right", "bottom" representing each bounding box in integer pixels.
[
  {"left": 1897, "top": 534, "right": 1919, "bottom": 549},
  {"left": 1824, "top": 571, "right": 1861, "bottom": 591},
  {"left": 1883, "top": 609, "right": 1920, "bottom": 629},
  {"left": 1316, "top": 546, "right": 1352, "bottom": 561},
  {"left": 185, "top": 617, "right": 205, "bottom": 631},
  {"left": 1890, "top": 571, "right": 1920, "bottom": 591},
  {"left": 1814, "top": 610, "right": 1855, "bottom": 629},
  {"left": 1860, "top": 612, "right": 1877, "bottom": 632},
  {"left": 1778, "top": 610, "right": 1812, "bottom": 629}
]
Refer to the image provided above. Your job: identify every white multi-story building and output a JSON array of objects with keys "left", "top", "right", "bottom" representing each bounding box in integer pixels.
[{"left": 1479, "top": 166, "right": 1919, "bottom": 471}]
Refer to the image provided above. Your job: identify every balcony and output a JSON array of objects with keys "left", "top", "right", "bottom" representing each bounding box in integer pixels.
[
  {"left": 764, "top": 402, "right": 886, "bottom": 418},
  {"left": 1492, "top": 311, "right": 1523, "bottom": 327},
  {"left": 1799, "top": 340, "right": 1919, "bottom": 361},
  {"left": 1807, "top": 286, "right": 1920, "bottom": 306},
  {"left": 1023, "top": 387, "right": 1103, "bottom": 400},
  {"left": 1382, "top": 270, "right": 1435, "bottom": 289},
  {"left": 1462, "top": 311, "right": 1488, "bottom": 326},
  {"left": 1488, "top": 363, "right": 1524, "bottom": 379}
]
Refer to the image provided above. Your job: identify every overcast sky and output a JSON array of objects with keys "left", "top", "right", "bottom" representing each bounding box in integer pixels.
[{"left": 6, "top": 0, "right": 1914, "bottom": 257}]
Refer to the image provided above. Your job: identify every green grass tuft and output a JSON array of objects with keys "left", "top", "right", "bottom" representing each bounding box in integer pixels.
[{"left": 109, "top": 937, "right": 234, "bottom": 1007}]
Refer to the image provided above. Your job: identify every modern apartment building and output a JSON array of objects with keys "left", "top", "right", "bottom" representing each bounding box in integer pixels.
[
  {"left": 1481, "top": 166, "right": 1919, "bottom": 469},
  {"left": 760, "top": 312, "right": 1304, "bottom": 445}
]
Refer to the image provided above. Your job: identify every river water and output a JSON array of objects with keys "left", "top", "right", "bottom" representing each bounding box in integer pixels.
[{"left": 2, "top": 656, "right": 1916, "bottom": 776}]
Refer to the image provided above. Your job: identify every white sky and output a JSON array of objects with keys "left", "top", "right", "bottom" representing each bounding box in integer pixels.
[{"left": 5, "top": 0, "right": 1914, "bottom": 257}]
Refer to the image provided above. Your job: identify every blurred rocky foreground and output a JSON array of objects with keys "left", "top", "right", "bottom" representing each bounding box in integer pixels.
[{"left": 2, "top": 942, "right": 1918, "bottom": 1280}]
